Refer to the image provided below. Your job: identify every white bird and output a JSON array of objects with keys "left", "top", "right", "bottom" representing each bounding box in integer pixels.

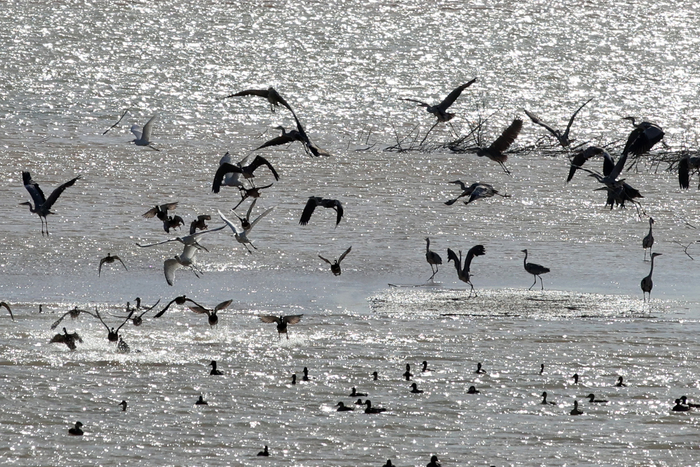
[
  {"left": 217, "top": 152, "right": 244, "bottom": 189},
  {"left": 136, "top": 225, "right": 226, "bottom": 252},
  {"left": 131, "top": 115, "right": 158, "bottom": 149},
  {"left": 164, "top": 244, "right": 202, "bottom": 286},
  {"left": 218, "top": 207, "right": 273, "bottom": 254}
]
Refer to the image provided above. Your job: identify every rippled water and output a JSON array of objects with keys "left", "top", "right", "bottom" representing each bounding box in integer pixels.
[{"left": 2, "top": 0, "right": 700, "bottom": 465}]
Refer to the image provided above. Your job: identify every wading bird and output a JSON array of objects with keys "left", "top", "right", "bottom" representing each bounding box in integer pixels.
[
  {"left": 524, "top": 98, "right": 592, "bottom": 148},
  {"left": 425, "top": 237, "right": 442, "bottom": 281},
  {"left": 222, "top": 86, "right": 293, "bottom": 114},
  {"left": 211, "top": 154, "right": 279, "bottom": 194},
  {"left": 299, "top": 197, "right": 344, "bottom": 227},
  {"left": 641, "top": 252, "right": 661, "bottom": 302},
  {"left": 622, "top": 117, "right": 664, "bottom": 162},
  {"left": 447, "top": 245, "right": 486, "bottom": 297},
  {"left": 319, "top": 246, "right": 352, "bottom": 276},
  {"left": 187, "top": 299, "right": 233, "bottom": 327},
  {"left": 522, "top": 249, "right": 550, "bottom": 290},
  {"left": 20, "top": 171, "right": 80, "bottom": 236},
  {"left": 445, "top": 180, "right": 509, "bottom": 205},
  {"left": 50, "top": 327, "right": 83, "bottom": 351},
  {"left": 218, "top": 208, "right": 273, "bottom": 253},
  {"left": 1, "top": 302, "right": 13, "bottom": 321},
  {"left": 642, "top": 218, "right": 655, "bottom": 261},
  {"left": 154, "top": 295, "right": 206, "bottom": 318},
  {"left": 678, "top": 154, "right": 700, "bottom": 190},
  {"left": 98, "top": 253, "right": 127, "bottom": 276},
  {"left": 475, "top": 119, "right": 523, "bottom": 174},
  {"left": 131, "top": 115, "right": 158, "bottom": 149},
  {"left": 259, "top": 314, "right": 303, "bottom": 339}
]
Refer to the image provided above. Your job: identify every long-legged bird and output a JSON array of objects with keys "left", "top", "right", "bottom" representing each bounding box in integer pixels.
[
  {"left": 522, "top": 249, "right": 550, "bottom": 290},
  {"left": 21, "top": 171, "right": 80, "bottom": 236}
]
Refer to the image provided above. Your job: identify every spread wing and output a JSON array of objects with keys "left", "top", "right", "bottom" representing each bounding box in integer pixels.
[
  {"left": 248, "top": 207, "right": 274, "bottom": 232},
  {"left": 436, "top": 78, "right": 477, "bottom": 112},
  {"left": 489, "top": 119, "right": 523, "bottom": 153},
  {"left": 0, "top": 302, "right": 13, "bottom": 321},
  {"left": 212, "top": 162, "right": 243, "bottom": 193},
  {"left": 43, "top": 176, "right": 80, "bottom": 211},
  {"left": 282, "top": 314, "right": 303, "bottom": 325},
  {"left": 141, "top": 115, "right": 157, "bottom": 143},
  {"left": 214, "top": 300, "right": 233, "bottom": 311},
  {"left": 22, "top": 172, "right": 47, "bottom": 206},
  {"left": 299, "top": 197, "right": 320, "bottom": 225},
  {"left": 318, "top": 254, "right": 332, "bottom": 265},
  {"left": 249, "top": 155, "right": 280, "bottom": 181},
  {"left": 338, "top": 246, "right": 352, "bottom": 263},
  {"left": 259, "top": 315, "right": 281, "bottom": 324}
]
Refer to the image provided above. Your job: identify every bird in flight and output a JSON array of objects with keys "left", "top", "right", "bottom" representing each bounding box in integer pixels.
[
  {"left": 218, "top": 207, "right": 274, "bottom": 253},
  {"left": 524, "top": 98, "right": 592, "bottom": 148},
  {"left": 475, "top": 119, "right": 523, "bottom": 175},
  {"left": 299, "top": 197, "right": 344, "bottom": 227},
  {"left": 154, "top": 295, "right": 206, "bottom": 318},
  {"left": 0, "top": 302, "right": 13, "bottom": 321},
  {"left": 187, "top": 299, "right": 233, "bottom": 327},
  {"left": 402, "top": 78, "right": 477, "bottom": 123},
  {"left": 259, "top": 314, "right": 303, "bottom": 339},
  {"left": 447, "top": 245, "right": 486, "bottom": 297},
  {"left": 98, "top": 253, "right": 127, "bottom": 276},
  {"left": 256, "top": 113, "right": 331, "bottom": 158},
  {"left": 220, "top": 86, "right": 294, "bottom": 113},
  {"left": 131, "top": 115, "right": 158, "bottom": 150},
  {"left": 445, "top": 180, "right": 509, "bottom": 205},
  {"left": 20, "top": 171, "right": 80, "bottom": 236},
  {"left": 212, "top": 154, "right": 279, "bottom": 194},
  {"left": 319, "top": 246, "right": 352, "bottom": 276},
  {"left": 50, "top": 327, "right": 83, "bottom": 351}
]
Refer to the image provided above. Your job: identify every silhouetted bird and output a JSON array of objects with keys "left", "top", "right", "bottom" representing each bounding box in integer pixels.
[
  {"left": 566, "top": 146, "right": 614, "bottom": 183},
  {"left": 195, "top": 395, "right": 208, "bottom": 405},
  {"left": 319, "top": 246, "right": 352, "bottom": 276},
  {"left": 403, "top": 364, "right": 413, "bottom": 381},
  {"left": 570, "top": 400, "right": 583, "bottom": 415},
  {"left": 524, "top": 98, "right": 592, "bottom": 148},
  {"left": 641, "top": 252, "right": 662, "bottom": 302},
  {"left": 119, "top": 400, "right": 127, "bottom": 411},
  {"left": 336, "top": 401, "right": 354, "bottom": 412},
  {"left": 117, "top": 337, "right": 130, "bottom": 353},
  {"left": 410, "top": 383, "right": 424, "bottom": 394},
  {"left": 259, "top": 314, "right": 303, "bottom": 339},
  {"left": 622, "top": 117, "right": 664, "bottom": 161},
  {"left": 189, "top": 214, "right": 211, "bottom": 234},
  {"left": 211, "top": 154, "right": 279, "bottom": 194},
  {"left": 232, "top": 184, "right": 274, "bottom": 211},
  {"left": 402, "top": 79, "right": 477, "bottom": 123},
  {"left": 541, "top": 391, "right": 555, "bottom": 405},
  {"left": 50, "top": 327, "right": 83, "bottom": 350},
  {"left": 302, "top": 367, "right": 310, "bottom": 381},
  {"left": 1, "top": 302, "right": 14, "bottom": 321},
  {"left": 98, "top": 253, "right": 127, "bottom": 276},
  {"left": 154, "top": 295, "right": 206, "bottom": 318},
  {"left": 20, "top": 171, "right": 80, "bottom": 236},
  {"left": 188, "top": 299, "right": 233, "bottom": 327},
  {"left": 350, "top": 387, "right": 368, "bottom": 397},
  {"left": 615, "top": 376, "right": 627, "bottom": 387},
  {"left": 425, "top": 237, "right": 442, "bottom": 282},
  {"left": 50, "top": 307, "right": 90, "bottom": 330},
  {"left": 257, "top": 445, "right": 270, "bottom": 456},
  {"left": 587, "top": 393, "right": 608, "bottom": 403},
  {"left": 445, "top": 180, "right": 508, "bottom": 205},
  {"left": 300, "top": 197, "right": 344, "bottom": 227},
  {"left": 256, "top": 113, "right": 331, "bottom": 157},
  {"left": 209, "top": 360, "right": 223, "bottom": 375},
  {"left": 467, "top": 385, "right": 480, "bottom": 394},
  {"left": 426, "top": 455, "right": 441, "bottom": 467},
  {"left": 363, "top": 399, "right": 387, "bottom": 414},
  {"left": 422, "top": 361, "right": 431, "bottom": 372},
  {"left": 142, "top": 202, "right": 178, "bottom": 223},
  {"left": 475, "top": 119, "right": 523, "bottom": 174},
  {"left": 672, "top": 399, "right": 690, "bottom": 412},
  {"left": 474, "top": 362, "right": 486, "bottom": 374},
  {"left": 68, "top": 421, "right": 84, "bottom": 436},
  {"left": 522, "top": 249, "right": 550, "bottom": 291},
  {"left": 572, "top": 373, "right": 580, "bottom": 384},
  {"left": 447, "top": 245, "right": 486, "bottom": 296},
  {"left": 642, "top": 218, "right": 655, "bottom": 261},
  {"left": 223, "top": 86, "right": 293, "bottom": 113},
  {"left": 90, "top": 308, "right": 130, "bottom": 343},
  {"left": 678, "top": 155, "right": 700, "bottom": 190}
]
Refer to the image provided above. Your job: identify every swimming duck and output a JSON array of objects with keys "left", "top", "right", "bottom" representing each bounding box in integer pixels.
[
  {"left": 372, "top": 371, "right": 379, "bottom": 381},
  {"left": 672, "top": 399, "right": 690, "bottom": 412},
  {"left": 336, "top": 401, "right": 354, "bottom": 412},
  {"left": 680, "top": 396, "right": 700, "bottom": 408},
  {"left": 541, "top": 391, "right": 556, "bottom": 405},
  {"left": 587, "top": 393, "right": 608, "bottom": 403},
  {"left": 572, "top": 373, "right": 579, "bottom": 384},
  {"left": 350, "top": 387, "right": 368, "bottom": 397},
  {"left": 421, "top": 361, "right": 431, "bottom": 372},
  {"left": 615, "top": 376, "right": 626, "bottom": 387},
  {"left": 410, "top": 383, "right": 424, "bottom": 394},
  {"left": 119, "top": 400, "right": 127, "bottom": 411},
  {"left": 210, "top": 360, "right": 223, "bottom": 376},
  {"left": 195, "top": 395, "right": 208, "bottom": 405},
  {"left": 539, "top": 363, "right": 545, "bottom": 375},
  {"left": 291, "top": 374, "right": 297, "bottom": 385},
  {"left": 354, "top": 398, "right": 364, "bottom": 405},
  {"left": 426, "top": 455, "right": 441, "bottom": 467},
  {"left": 383, "top": 460, "right": 394, "bottom": 467},
  {"left": 467, "top": 385, "right": 480, "bottom": 394},
  {"left": 475, "top": 362, "right": 486, "bottom": 374},
  {"left": 257, "top": 445, "right": 270, "bottom": 457},
  {"left": 68, "top": 421, "right": 84, "bottom": 436},
  {"left": 302, "top": 367, "right": 310, "bottom": 381},
  {"left": 363, "top": 399, "right": 387, "bottom": 414},
  {"left": 570, "top": 400, "right": 583, "bottom": 415},
  {"left": 403, "top": 364, "right": 413, "bottom": 381}
]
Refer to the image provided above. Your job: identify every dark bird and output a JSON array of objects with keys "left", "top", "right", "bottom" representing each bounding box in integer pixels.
[
  {"left": 231, "top": 183, "right": 274, "bottom": 211},
  {"left": 257, "top": 445, "right": 270, "bottom": 457},
  {"left": 291, "top": 374, "right": 297, "bottom": 385},
  {"left": 372, "top": 371, "right": 379, "bottom": 381},
  {"left": 642, "top": 217, "right": 655, "bottom": 261},
  {"left": 680, "top": 396, "right": 700, "bottom": 408},
  {"left": 211, "top": 154, "right": 279, "bottom": 194},
  {"left": 131, "top": 115, "right": 158, "bottom": 149},
  {"left": 363, "top": 399, "right": 387, "bottom": 414},
  {"left": 1, "top": 302, "right": 14, "bottom": 321},
  {"left": 336, "top": 401, "right": 354, "bottom": 412},
  {"left": 410, "top": 383, "right": 424, "bottom": 394},
  {"left": 566, "top": 146, "right": 615, "bottom": 183},
  {"left": 570, "top": 400, "right": 583, "bottom": 415},
  {"left": 162, "top": 215, "right": 185, "bottom": 233},
  {"left": 98, "top": 253, "right": 127, "bottom": 276},
  {"left": 540, "top": 363, "right": 545, "bottom": 375},
  {"left": 403, "top": 363, "right": 413, "bottom": 381},
  {"left": 116, "top": 336, "right": 130, "bottom": 353},
  {"left": 467, "top": 385, "right": 480, "bottom": 394},
  {"left": 422, "top": 361, "right": 431, "bottom": 372},
  {"left": 50, "top": 307, "right": 91, "bottom": 330},
  {"left": 445, "top": 180, "right": 509, "bottom": 206},
  {"left": 209, "top": 360, "right": 223, "bottom": 376},
  {"left": 578, "top": 151, "right": 644, "bottom": 210},
  {"left": 383, "top": 461, "right": 394, "bottom": 467},
  {"left": 50, "top": 327, "right": 83, "bottom": 351},
  {"left": 672, "top": 399, "right": 689, "bottom": 412},
  {"left": 154, "top": 295, "right": 206, "bottom": 319},
  {"left": 474, "top": 362, "right": 486, "bottom": 374},
  {"left": 641, "top": 252, "right": 662, "bottom": 302},
  {"left": 90, "top": 308, "right": 130, "bottom": 343},
  {"left": 142, "top": 202, "right": 178, "bottom": 222},
  {"left": 189, "top": 214, "right": 211, "bottom": 234},
  {"left": 188, "top": 299, "right": 233, "bottom": 327},
  {"left": 447, "top": 245, "right": 486, "bottom": 296},
  {"left": 119, "top": 400, "right": 127, "bottom": 411},
  {"left": 622, "top": 116, "right": 664, "bottom": 161},
  {"left": 302, "top": 367, "right": 310, "bottom": 381},
  {"left": 615, "top": 376, "right": 627, "bottom": 387},
  {"left": 524, "top": 98, "right": 592, "bottom": 148},
  {"left": 572, "top": 373, "right": 579, "bottom": 384},
  {"left": 354, "top": 398, "right": 364, "bottom": 405},
  {"left": 425, "top": 237, "right": 442, "bottom": 282},
  {"left": 522, "top": 249, "right": 550, "bottom": 291},
  {"left": 349, "top": 387, "right": 368, "bottom": 397},
  {"left": 402, "top": 79, "right": 477, "bottom": 123},
  {"left": 678, "top": 155, "right": 700, "bottom": 190},
  {"left": 222, "top": 86, "right": 293, "bottom": 114},
  {"left": 259, "top": 314, "right": 303, "bottom": 339},
  {"left": 195, "top": 395, "right": 208, "bottom": 405},
  {"left": 256, "top": 113, "right": 331, "bottom": 157},
  {"left": 587, "top": 393, "right": 608, "bottom": 403},
  {"left": 541, "top": 391, "right": 556, "bottom": 405},
  {"left": 319, "top": 246, "right": 352, "bottom": 276},
  {"left": 20, "top": 171, "right": 80, "bottom": 236},
  {"left": 427, "top": 455, "right": 441, "bottom": 467},
  {"left": 475, "top": 118, "right": 523, "bottom": 175},
  {"left": 299, "top": 197, "right": 344, "bottom": 227},
  {"left": 68, "top": 421, "right": 84, "bottom": 436}
]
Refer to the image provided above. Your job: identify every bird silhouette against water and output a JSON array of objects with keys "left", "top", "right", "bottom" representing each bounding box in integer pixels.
[
  {"left": 211, "top": 154, "right": 279, "bottom": 194},
  {"left": 319, "top": 246, "right": 352, "bottom": 276},
  {"left": 445, "top": 180, "right": 509, "bottom": 205},
  {"left": 642, "top": 218, "right": 655, "bottom": 261},
  {"left": 50, "top": 307, "right": 91, "bottom": 330},
  {"left": 189, "top": 214, "right": 211, "bottom": 234},
  {"left": 163, "top": 244, "right": 202, "bottom": 286},
  {"left": 231, "top": 183, "right": 274, "bottom": 211},
  {"left": 154, "top": 295, "right": 206, "bottom": 318},
  {"left": 68, "top": 421, "right": 84, "bottom": 436},
  {"left": 188, "top": 300, "right": 233, "bottom": 327},
  {"left": 587, "top": 393, "right": 608, "bottom": 403},
  {"left": 425, "top": 237, "right": 442, "bottom": 282},
  {"left": 363, "top": 399, "right": 387, "bottom": 414},
  {"left": 222, "top": 86, "right": 294, "bottom": 114},
  {"left": 679, "top": 155, "right": 700, "bottom": 190},
  {"left": 541, "top": 391, "right": 556, "bottom": 405},
  {"left": 299, "top": 197, "right": 344, "bottom": 227},
  {"left": 20, "top": 171, "right": 80, "bottom": 236},
  {"left": 615, "top": 376, "right": 627, "bottom": 387},
  {"left": 336, "top": 401, "right": 354, "bottom": 412},
  {"left": 142, "top": 202, "right": 183, "bottom": 232},
  {"left": 622, "top": 116, "right": 664, "bottom": 167},
  {"left": 131, "top": 115, "right": 158, "bottom": 150},
  {"left": 257, "top": 445, "right": 270, "bottom": 456},
  {"left": 566, "top": 146, "right": 615, "bottom": 183},
  {"left": 98, "top": 253, "right": 127, "bottom": 276},
  {"left": 119, "top": 400, "right": 127, "bottom": 411},
  {"left": 426, "top": 455, "right": 441, "bottom": 467},
  {"left": 447, "top": 245, "right": 486, "bottom": 297},
  {"left": 50, "top": 327, "right": 83, "bottom": 351},
  {"left": 570, "top": 400, "right": 583, "bottom": 415},
  {"left": 349, "top": 387, "right": 367, "bottom": 397},
  {"left": 89, "top": 308, "right": 130, "bottom": 343},
  {"left": 522, "top": 249, "right": 550, "bottom": 290},
  {"left": 474, "top": 119, "right": 523, "bottom": 175},
  {"left": 1, "top": 302, "right": 14, "bottom": 321},
  {"left": 256, "top": 113, "right": 331, "bottom": 157},
  {"left": 259, "top": 314, "right": 303, "bottom": 339},
  {"left": 524, "top": 98, "right": 592, "bottom": 148},
  {"left": 209, "top": 360, "right": 224, "bottom": 375},
  {"left": 641, "top": 252, "right": 661, "bottom": 302}
]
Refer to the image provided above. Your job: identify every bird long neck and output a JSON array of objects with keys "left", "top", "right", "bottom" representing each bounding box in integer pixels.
[
  {"left": 425, "top": 239, "right": 430, "bottom": 253},
  {"left": 523, "top": 251, "right": 528, "bottom": 266},
  {"left": 649, "top": 255, "right": 656, "bottom": 276}
]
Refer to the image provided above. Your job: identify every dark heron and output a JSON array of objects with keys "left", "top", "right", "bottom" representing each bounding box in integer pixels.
[
  {"left": 524, "top": 98, "right": 592, "bottom": 148},
  {"left": 521, "top": 249, "right": 550, "bottom": 290},
  {"left": 641, "top": 252, "right": 661, "bottom": 302},
  {"left": 642, "top": 218, "right": 655, "bottom": 261},
  {"left": 475, "top": 119, "right": 523, "bottom": 175},
  {"left": 20, "top": 171, "right": 80, "bottom": 236},
  {"left": 622, "top": 116, "right": 664, "bottom": 161},
  {"left": 447, "top": 245, "right": 486, "bottom": 297},
  {"left": 259, "top": 314, "right": 303, "bottom": 339},
  {"left": 425, "top": 237, "right": 442, "bottom": 282},
  {"left": 678, "top": 155, "right": 700, "bottom": 190},
  {"left": 98, "top": 253, "right": 127, "bottom": 276},
  {"left": 211, "top": 154, "right": 279, "bottom": 194},
  {"left": 300, "top": 197, "right": 344, "bottom": 227},
  {"left": 222, "top": 86, "right": 293, "bottom": 113},
  {"left": 566, "top": 146, "right": 615, "bottom": 183},
  {"left": 319, "top": 246, "right": 352, "bottom": 276}
]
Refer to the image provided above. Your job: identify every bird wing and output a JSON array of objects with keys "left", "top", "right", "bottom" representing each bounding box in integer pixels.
[
  {"left": 401, "top": 98, "right": 430, "bottom": 108},
  {"left": 161, "top": 202, "right": 179, "bottom": 212},
  {"left": 212, "top": 162, "right": 243, "bottom": 193},
  {"left": 188, "top": 305, "right": 210, "bottom": 314},
  {"left": 98, "top": 257, "right": 107, "bottom": 276},
  {"left": 268, "top": 87, "right": 295, "bottom": 113},
  {"left": 249, "top": 155, "right": 280, "bottom": 181},
  {"left": 333, "top": 201, "right": 344, "bottom": 226},
  {"left": 50, "top": 310, "right": 72, "bottom": 330},
  {"left": 88, "top": 309, "right": 109, "bottom": 330},
  {"left": 22, "top": 172, "right": 47, "bottom": 206},
  {"left": 136, "top": 238, "right": 178, "bottom": 248},
  {"left": 562, "top": 98, "right": 593, "bottom": 139},
  {"left": 164, "top": 258, "right": 181, "bottom": 286},
  {"left": 465, "top": 244, "right": 486, "bottom": 270},
  {"left": 679, "top": 157, "right": 690, "bottom": 189},
  {"left": 306, "top": 140, "right": 332, "bottom": 157},
  {"left": 218, "top": 210, "right": 240, "bottom": 235},
  {"left": 114, "top": 255, "right": 127, "bottom": 270},
  {"left": 43, "top": 176, "right": 80, "bottom": 211},
  {"left": 567, "top": 149, "right": 591, "bottom": 183},
  {"left": 524, "top": 109, "right": 560, "bottom": 139},
  {"left": 230, "top": 89, "right": 268, "bottom": 98},
  {"left": 338, "top": 246, "right": 352, "bottom": 263},
  {"left": 299, "top": 197, "right": 320, "bottom": 225},
  {"left": 318, "top": 254, "right": 332, "bottom": 265},
  {"left": 259, "top": 315, "right": 282, "bottom": 324},
  {"left": 244, "top": 197, "right": 258, "bottom": 222},
  {"left": 141, "top": 115, "right": 157, "bottom": 143},
  {"left": 489, "top": 119, "right": 523, "bottom": 153},
  {"left": 436, "top": 78, "right": 477, "bottom": 112},
  {"left": 0, "top": 302, "right": 13, "bottom": 321},
  {"left": 130, "top": 124, "right": 143, "bottom": 140},
  {"left": 283, "top": 314, "right": 303, "bottom": 325},
  {"left": 601, "top": 150, "right": 614, "bottom": 177},
  {"left": 607, "top": 152, "right": 627, "bottom": 181},
  {"left": 256, "top": 133, "right": 297, "bottom": 151},
  {"left": 446, "top": 248, "right": 462, "bottom": 272},
  {"left": 248, "top": 207, "right": 274, "bottom": 232},
  {"left": 214, "top": 299, "right": 233, "bottom": 311}
]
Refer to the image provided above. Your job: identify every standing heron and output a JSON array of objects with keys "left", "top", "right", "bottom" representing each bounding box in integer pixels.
[
  {"left": 642, "top": 218, "right": 655, "bottom": 261},
  {"left": 425, "top": 238, "right": 442, "bottom": 281},
  {"left": 524, "top": 98, "right": 592, "bottom": 148},
  {"left": 221, "top": 86, "right": 294, "bottom": 113},
  {"left": 299, "top": 197, "right": 344, "bottom": 227},
  {"left": 131, "top": 115, "right": 158, "bottom": 149},
  {"left": 259, "top": 314, "right": 303, "bottom": 339},
  {"left": 218, "top": 207, "right": 274, "bottom": 253},
  {"left": 187, "top": 299, "right": 233, "bottom": 327},
  {"left": 20, "top": 171, "right": 80, "bottom": 236},
  {"left": 475, "top": 119, "right": 523, "bottom": 175},
  {"left": 522, "top": 249, "right": 550, "bottom": 290},
  {"left": 98, "top": 253, "right": 127, "bottom": 276},
  {"left": 447, "top": 245, "right": 486, "bottom": 297},
  {"left": 319, "top": 246, "right": 352, "bottom": 276},
  {"left": 641, "top": 252, "right": 662, "bottom": 302}
]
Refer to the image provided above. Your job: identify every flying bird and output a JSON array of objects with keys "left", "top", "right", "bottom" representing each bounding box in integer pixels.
[
  {"left": 678, "top": 155, "right": 700, "bottom": 190},
  {"left": 475, "top": 118, "right": 523, "bottom": 174},
  {"left": 98, "top": 253, "right": 127, "bottom": 276},
  {"left": 89, "top": 308, "right": 130, "bottom": 343},
  {"left": 447, "top": 245, "right": 486, "bottom": 296},
  {"left": 232, "top": 183, "right": 274, "bottom": 211},
  {"left": 319, "top": 246, "right": 352, "bottom": 276},
  {"left": 189, "top": 214, "right": 211, "bottom": 234},
  {"left": 154, "top": 295, "right": 206, "bottom": 318},
  {"left": 136, "top": 225, "right": 226, "bottom": 252},
  {"left": 50, "top": 306, "right": 91, "bottom": 330},
  {"left": 402, "top": 79, "right": 477, "bottom": 123},
  {"left": 522, "top": 249, "right": 550, "bottom": 290},
  {"left": 0, "top": 302, "right": 13, "bottom": 321},
  {"left": 143, "top": 202, "right": 178, "bottom": 221},
  {"left": 50, "top": 327, "right": 83, "bottom": 351},
  {"left": 259, "top": 314, "right": 303, "bottom": 339},
  {"left": 299, "top": 197, "right": 344, "bottom": 227},
  {"left": 211, "top": 154, "right": 279, "bottom": 194},
  {"left": 524, "top": 98, "right": 592, "bottom": 148},
  {"left": 425, "top": 237, "right": 442, "bottom": 281},
  {"left": 622, "top": 116, "right": 664, "bottom": 162},
  {"left": 445, "top": 180, "right": 509, "bottom": 205},
  {"left": 20, "top": 171, "right": 80, "bottom": 236},
  {"left": 126, "top": 298, "right": 161, "bottom": 326},
  {"left": 566, "top": 146, "right": 615, "bottom": 183},
  {"left": 164, "top": 244, "right": 202, "bottom": 286},
  {"left": 256, "top": 113, "right": 331, "bottom": 157},
  {"left": 218, "top": 207, "right": 274, "bottom": 253},
  {"left": 131, "top": 115, "right": 158, "bottom": 149},
  {"left": 187, "top": 299, "right": 233, "bottom": 327},
  {"left": 221, "top": 86, "right": 294, "bottom": 113}
]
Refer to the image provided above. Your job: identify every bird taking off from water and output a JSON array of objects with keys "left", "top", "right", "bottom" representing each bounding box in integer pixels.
[
  {"left": 566, "top": 146, "right": 614, "bottom": 183},
  {"left": 475, "top": 119, "right": 523, "bottom": 175},
  {"left": 259, "top": 314, "right": 303, "bottom": 339},
  {"left": 447, "top": 245, "right": 486, "bottom": 297},
  {"left": 402, "top": 78, "right": 477, "bottom": 123},
  {"left": 131, "top": 115, "right": 158, "bottom": 149},
  {"left": 319, "top": 246, "right": 352, "bottom": 276},
  {"left": 299, "top": 197, "right": 344, "bottom": 227},
  {"left": 522, "top": 249, "right": 550, "bottom": 290},
  {"left": 256, "top": 113, "right": 331, "bottom": 157},
  {"left": 154, "top": 295, "right": 206, "bottom": 318},
  {"left": 622, "top": 117, "right": 664, "bottom": 162},
  {"left": 212, "top": 154, "right": 279, "bottom": 194},
  {"left": 98, "top": 253, "right": 127, "bottom": 276},
  {"left": 50, "top": 327, "right": 83, "bottom": 351},
  {"left": 21, "top": 171, "right": 80, "bottom": 236},
  {"left": 188, "top": 299, "right": 233, "bottom": 327},
  {"left": 642, "top": 218, "right": 654, "bottom": 261},
  {"left": 425, "top": 237, "right": 442, "bottom": 282},
  {"left": 641, "top": 252, "right": 661, "bottom": 302},
  {"left": 524, "top": 98, "right": 592, "bottom": 148},
  {"left": 221, "top": 86, "right": 294, "bottom": 114}
]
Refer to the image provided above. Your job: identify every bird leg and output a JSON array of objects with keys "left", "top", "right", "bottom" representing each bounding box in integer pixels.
[
  {"left": 528, "top": 275, "right": 537, "bottom": 291},
  {"left": 427, "top": 264, "right": 438, "bottom": 282},
  {"left": 232, "top": 195, "right": 248, "bottom": 211},
  {"left": 499, "top": 161, "right": 511, "bottom": 176},
  {"left": 539, "top": 276, "right": 545, "bottom": 291}
]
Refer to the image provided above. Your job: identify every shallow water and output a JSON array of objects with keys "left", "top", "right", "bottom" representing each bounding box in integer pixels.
[{"left": 2, "top": 0, "right": 700, "bottom": 465}]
